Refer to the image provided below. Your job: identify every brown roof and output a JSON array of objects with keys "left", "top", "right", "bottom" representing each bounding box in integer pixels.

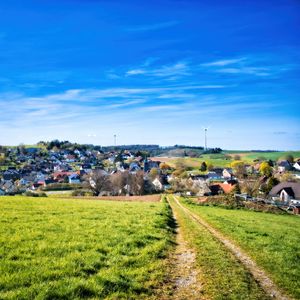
[{"left": 269, "top": 182, "right": 300, "bottom": 199}]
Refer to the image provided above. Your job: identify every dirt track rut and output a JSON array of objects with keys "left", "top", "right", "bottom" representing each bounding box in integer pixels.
[{"left": 171, "top": 196, "right": 292, "bottom": 300}]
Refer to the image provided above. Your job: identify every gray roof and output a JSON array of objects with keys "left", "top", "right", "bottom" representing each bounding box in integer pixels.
[{"left": 269, "top": 182, "right": 300, "bottom": 199}]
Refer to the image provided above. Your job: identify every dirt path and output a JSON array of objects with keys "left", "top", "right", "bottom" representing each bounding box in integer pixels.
[
  {"left": 172, "top": 196, "right": 292, "bottom": 300},
  {"left": 165, "top": 205, "right": 203, "bottom": 300}
]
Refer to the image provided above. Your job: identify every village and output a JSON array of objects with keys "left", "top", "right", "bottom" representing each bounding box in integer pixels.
[{"left": 0, "top": 141, "right": 299, "bottom": 214}]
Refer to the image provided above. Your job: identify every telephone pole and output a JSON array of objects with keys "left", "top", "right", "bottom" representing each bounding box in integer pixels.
[
  {"left": 114, "top": 134, "right": 117, "bottom": 146},
  {"left": 204, "top": 128, "right": 208, "bottom": 150}
]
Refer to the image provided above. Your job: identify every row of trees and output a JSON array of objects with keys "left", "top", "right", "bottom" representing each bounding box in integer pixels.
[{"left": 86, "top": 170, "right": 159, "bottom": 196}]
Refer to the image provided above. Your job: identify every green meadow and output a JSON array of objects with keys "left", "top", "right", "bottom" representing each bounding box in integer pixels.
[
  {"left": 239, "top": 151, "right": 300, "bottom": 162},
  {"left": 169, "top": 196, "right": 268, "bottom": 300},
  {"left": 168, "top": 150, "right": 300, "bottom": 170},
  {"left": 0, "top": 196, "right": 174, "bottom": 299},
  {"left": 181, "top": 199, "right": 300, "bottom": 299}
]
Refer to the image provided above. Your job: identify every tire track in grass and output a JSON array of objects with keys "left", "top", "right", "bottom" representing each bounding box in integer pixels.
[
  {"left": 168, "top": 202, "right": 203, "bottom": 299},
  {"left": 173, "top": 196, "right": 292, "bottom": 300}
]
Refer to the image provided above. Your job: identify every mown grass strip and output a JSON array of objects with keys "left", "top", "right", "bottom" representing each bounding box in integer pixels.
[
  {"left": 0, "top": 196, "right": 175, "bottom": 299},
  {"left": 181, "top": 198, "right": 300, "bottom": 299},
  {"left": 168, "top": 196, "right": 269, "bottom": 300}
]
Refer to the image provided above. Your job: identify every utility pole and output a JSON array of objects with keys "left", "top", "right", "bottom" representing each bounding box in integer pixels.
[
  {"left": 204, "top": 128, "right": 208, "bottom": 150},
  {"left": 114, "top": 134, "right": 117, "bottom": 146}
]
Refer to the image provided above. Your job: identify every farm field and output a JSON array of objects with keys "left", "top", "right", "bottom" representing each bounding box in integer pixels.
[
  {"left": 181, "top": 198, "right": 300, "bottom": 299},
  {"left": 0, "top": 196, "right": 174, "bottom": 299},
  {"left": 238, "top": 150, "right": 300, "bottom": 162},
  {"left": 153, "top": 150, "right": 300, "bottom": 169}
]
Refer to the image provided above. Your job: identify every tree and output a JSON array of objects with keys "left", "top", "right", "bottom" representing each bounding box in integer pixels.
[
  {"left": 231, "top": 183, "right": 241, "bottom": 195},
  {"left": 200, "top": 161, "right": 207, "bottom": 172},
  {"left": 207, "top": 163, "right": 214, "bottom": 171},
  {"left": 240, "top": 179, "right": 261, "bottom": 197},
  {"left": 280, "top": 172, "right": 297, "bottom": 182},
  {"left": 131, "top": 170, "right": 145, "bottom": 195},
  {"left": 233, "top": 154, "right": 241, "bottom": 160},
  {"left": 149, "top": 168, "right": 159, "bottom": 180},
  {"left": 231, "top": 161, "right": 246, "bottom": 178},
  {"left": 259, "top": 161, "right": 273, "bottom": 177},
  {"left": 160, "top": 162, "right": 171, "bottom": 172},
  {"left": 284, "top": 155, "right": 294, "bottom": 164},
  {"left": 175, "top": 159, "right": 186, "bottom": 171},
  {"left": 88, "top": 170, "right": 111, "bottom": 196},
  {"left": 266, "top": 176, "right": 279, "bottom": 193}
]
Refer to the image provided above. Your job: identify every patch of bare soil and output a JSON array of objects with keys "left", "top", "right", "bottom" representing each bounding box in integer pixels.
[
  {"left": 159, "top": 205, "right": 203, "bottom": 300},
  {"left": 75, "top": 194, "right": 162, "bottom": 202},
  {"left": 170, "top": 228, "right": 202, "bottom": 299},
  {"left": 174, "top": 196, "right": 292, "bottom": 300}
]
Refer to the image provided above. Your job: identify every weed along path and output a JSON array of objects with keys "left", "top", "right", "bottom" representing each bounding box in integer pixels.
[{"left": 170, "top": 196, "right": 292, "bottom": 300}]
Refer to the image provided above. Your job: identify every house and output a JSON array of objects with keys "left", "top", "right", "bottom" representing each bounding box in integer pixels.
[
  {"left": 144, "top": 158, "right": 160, "bottom": 172},
  {"left": 31, "top": 182, "right": 43, "bottom": 190},
  {"left": 3, "top": 169, "right": 20, "bottom": 181},
  {"left": 44, "top": 179, "right": 56, "bottom": 185},
  {"left": 277, "top": 160, "right": 292, "bottom": 173},
  {"left": 269, "top": 182, "right": 300, "bottom": 203},
  {"left": 65, "top": 154, "right": 76, "bottom": 163},
  {"left": 68, "top": 174, "right": 81, "bottom": 184},
  {"left": 0, "top": 180, "right": 17, "bottom": 194},
  {"left": 0, "top": 188, "right": 5, "bottom": 196},
  {"left": 26, "top": 147, "right": 39, "bottom": 154},
  {"left": 293, "top": 161, "right": 300, "bottom": 171},
  {"left": 129, "top": 162, "right": 141, "bottom": 172},
  {"left": 222, "top": 168, "right": 233, "bottom": 179},
  {"left": 192, "top": 180, "right": 211, "bottom": 196},
  {"left": 211, "top": 168, "right": 224, "bottom": 176},
  {"left": 214, "top": 180, "right": 237, "bottom": 194},
  {"left": 108, "top": 155, "right": 116, "bottom": 164},
  {"left": 152, "top": 178, "right": 163, "bottom": 191},
  {"left": 190, "top": 174, "right": 208, "bottom": 180},
  {"left": 207, "top": 171, "right": 223, "bottom": 181},
  {"left": 18, "top": 178, "right": 29, "bottom": 186}
]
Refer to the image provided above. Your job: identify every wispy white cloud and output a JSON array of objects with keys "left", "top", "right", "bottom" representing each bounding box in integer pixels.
[
  {"left": 0, "top": 84, "right": 229, "bottom": 125},
  {"left": 216, "top": 67, "right": 270, "bottom": 76},
  {"left": 152, "top": 62, "right": 190, "bottom": 77},
  {"left": 201, "top": 56, "right": 294, "bottom": 77},
  {"left": 126, "top": 69, "right": 146, "bottom": 76},
  {"left": 126, "top": 62, "right": 190, "bottom": 78},
  {"left": 125, "top": 21, "right": 178, "bottom": 32},
  {"left": 201, "top": 58, "right": 246, "bottom": 67},
  {"left": 107, "top": 99, "right": 146, "bottom": 108}
]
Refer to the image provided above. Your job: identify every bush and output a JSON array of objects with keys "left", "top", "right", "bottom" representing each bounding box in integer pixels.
[
  {"left": 41, "top": 183, "right": 82, "bottom": 191},
  {"left": 24, "top": 191, "right": 47, "bottom": 197},
  {"left": 71, "top": 189, "right": 93, "bottom": 197}
]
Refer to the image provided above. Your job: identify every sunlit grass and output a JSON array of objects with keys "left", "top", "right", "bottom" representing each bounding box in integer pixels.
[
  {"left": 181, "top": 199, "right": 300, "bottom": 299},
  {"left": 0, "top": 196, "right": 174, "bottom": 299},
  {"left": 169, "top": 196, "right": 268, "bottom": 299}
]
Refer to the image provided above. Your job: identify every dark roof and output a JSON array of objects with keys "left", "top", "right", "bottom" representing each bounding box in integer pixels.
[
  {"left": 281, "top": 187, "right": 295, "bottom": 198},
  {"left": 269, "top": 182, "right": 300, "bottom": 199},
  {"left": 277, "top": 160, "right": 292, "bottom": 167}
]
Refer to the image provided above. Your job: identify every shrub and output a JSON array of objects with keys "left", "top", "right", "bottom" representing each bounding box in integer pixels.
[{"left": 24, "top": 191, "right": 47, "bottom": 197}]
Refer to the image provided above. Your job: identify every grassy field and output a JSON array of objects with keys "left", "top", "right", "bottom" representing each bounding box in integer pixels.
[
  {"left": 169, "top": 196, "right": 269, "bottom": 299},
  {"left": 0, "top": 196, "right": 174, "bottom": 299},
  {"left": 239, "top": 151, "right": 300, "bottom": 162},
  {"left": 181, "top": 198, "right": 300, "bottom": 299},
  {"left": 156, "top": 150, "right": 300, "bottom": 170}
]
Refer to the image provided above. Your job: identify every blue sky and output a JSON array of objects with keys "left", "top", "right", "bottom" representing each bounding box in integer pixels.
[{"left": 0, "top": 0, "right": 299, "bottom": 149}]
